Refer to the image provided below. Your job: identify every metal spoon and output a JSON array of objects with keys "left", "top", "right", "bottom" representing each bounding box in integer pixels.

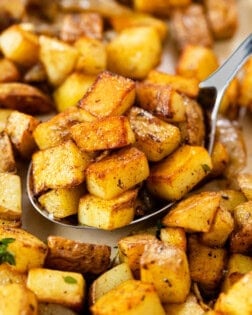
[{"left": 27, "top": 34, "right": 252, "bottom": 229}]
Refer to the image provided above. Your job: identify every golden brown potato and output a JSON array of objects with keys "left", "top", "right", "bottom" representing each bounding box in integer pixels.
[
  {"left": 86, "top": 146, "right": 149, "bottom": 200},
  {"left": 46, "top": 236, "right": 111, "bottom": 275},
  {"left": 238, "top": 57, "right": 252, "bottom": 110},
  {"left": 0, "top": 131, "right": 16, "bottom": 173},
  {"left": 210, "top": 141, "right": 229, "bottom": 177},
  {"left": 0, "top": 58, "right": 20, "bottom": 83},
  {"left": 91, "top": 279, "right": 166, "bottom": 315},
  {"left": 78, "top": 189, "right": 138, "bottom": 230},
  {"left": 5, "top": 110, "right": 39, "bottom": 159},
  {"left": 128, "top": 106, "right": 181, "bottom": 161},
  {"left": 0, "top": 283, "right": 38, "bottom": 315},
  {"left": 159, "top": 227, "right": 187, "bottom": 251},
  {"left": 27, "top": 268, "right": 85, "bottom": 311},
  {"left": 236, "top": 173, "right": 252, "bottom": 200},
  {"left": 0, "top": 109, "right": 13, "bottom": 132},
  {"left": 0, "top": 226, "right": 47, "bottom": 273},
  {"left": 0, "top": 82, "right": 53, "bottom": 115},
  {"left": 147, "top": 145, "right": 212, "bottom": 201},
  {"left": 71, "top": 116, "right": 135, "bottom": 152},
  {"left": 0, "top": 264, "right": 26, "bottom": 285},
  {"left": 219, "top": 189, "right": 247, "bottom": 214},
  {"left": 162, "top": 191, "right": 220, "bottom": 232},
  {"left": 106, "top": 26, "right": 162, "bottom": 80},
  {"left": 32, "top": 140, "right": 90, "bottom": 195},
  {"left": 140, "top": 240, "right": 191, "bottom": 303},
  {"left": 78, "top": 70, "right": 135, "bottom": 118},
  {"left": 135, "top": 82, "right": 186, "bottom": 123}
]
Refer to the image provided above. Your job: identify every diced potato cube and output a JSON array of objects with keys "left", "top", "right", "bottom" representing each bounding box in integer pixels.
[
  {"left": 140, "top": 240, "right": 191, "bottom": 303},
  {"left": 128, "top": 106, "right": 181, "bottom": 161},
  {"left": 0, "top": 226, "right": 47, "bottom": 273},
  {"left": 0, "top": 25, "right": 39, "bottom": 67},
  {"left": 86, "top": 147, "right": 149, "bottom": 199},
  {"left": 91, "top": 279, "right": 166, "bottom": 315},
  {"left": 32, "top": 140, "right": 90, "bottom": 195},
  {"left": 236, "top": 173, "right": 252, "bottom": 200},
  {"left": 188, "top": 235, "right": 227, "bottom": 291},
  {"left": 74, "top": 36, "right": 106, "bottom": 74},
  {"left": 5, "top": 110, "right": 39, "bottom": 159},
  {"left": 219, "top": 78, "right": 239, "bottom": 119},
  {"left": 78, "top": 70, "right": 136, "bottom": 118},
  {"left": 135, "top": 82, "right": 186, "bottom": 123},
  {"left": 0, "top": 131, "right": 16, "bottom": 173},
  {"left": 147, "top": 145, "right": 212, "bottom": 201},
  {"left": 176, "top": 45, "right": 219, "bottom": 81},
  {"left": 78, "top": 189, "right": 137, "bottom": 230},
  {"left": 107, "top": 26, "right": 162, "bottom": 80},
  {"left": 0, "top": 283, "right": 38, "bottom": 315},
  {"left": 27, "top": 268, "right": 85, "bottom": 311},
  {"left": 33, "top": 106, "right": 95, "bottom": 150},
  {"left": 118, "top": 234, "right": 157, "bottom": 278},
  {"left": 146, "top": 70, "right": 199, "bottom": 98},
  {"left": 38, "top": 185, "right": 85, "bottom": 219},
  {"left": 214, "top": 271, "right": 252, "bottom": 314},
  {"left": 0, "top": 58, "right": 20, "bottom": 83},
  {"left": 210, "top": 141, "right": 229, "bottom": 177},
  {"left": 200, "top": 207, "right": 234, "bottom": 247},
  {"left": 160, "top": 227, "right": 187, "bottom": 251},
  {"left": 71, "top": 116, "right": 135, "bottom": 152},
  {"left": 0, "top": 173, "right": 21, "bottom": 220},
  {"left": 162, "top": 191, "right": 220, "bottom": 232},
  {"left": 53, "top": 72, "right": 96, "bottom": 112},
  {"left": 221, "top": 253, "right": 252, "bottom": 293},
  {"left": 39, "top": 35, "right": 79, "bottom": 86},
  {"left": 89, "top": 263, "right": 134, "bottom": 305}
]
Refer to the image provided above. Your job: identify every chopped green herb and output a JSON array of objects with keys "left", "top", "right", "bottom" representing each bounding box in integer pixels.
[
  {"left": 0, "top": 238, "right": 16, "bottom": 265},
  {"left": 63, "top": 276, "right": 77, "bottom": 284},
  {"left": 201, "top": 164, "right": 211, "bottom": 174}
]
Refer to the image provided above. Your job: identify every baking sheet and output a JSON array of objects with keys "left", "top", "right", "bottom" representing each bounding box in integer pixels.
[{"left": 21, "top": 0, "right": 252, "bottom": 252}]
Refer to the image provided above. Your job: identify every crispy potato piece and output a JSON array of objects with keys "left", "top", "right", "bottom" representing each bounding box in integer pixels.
[
  {"left": 214, "top": 271, "right": 252, "bottom": 314},
  {"left": 78, "top": 70, "right": 135, "bottom": 118},
  {"left": 27, "top": 268, "right": 85, "bottom": 311},
  {"left": 0, "top": 58, "right": 20, "bottom": 83},
  {"left": 230, "top": 201, "right": 252, "bottom": 254},
  {"left": 46, "top": 236, "right": 111, "bottom": 275},
  {"left": 5, "top": 111, "right": 39, "bottom": 159},
  {"left": 236, "top": 173, "right": 252, "bottom": 200},
  {"left": 204, "top": 0, "right": 238, "bottom": 39},
  {"left": 0, "top": 24, "right": 39, "bottom": 67},
  {"left": 135, "top": 82, "right": 186, "bottom": 123},
  {"left": 0, "top": 226, "right": 47, "bottom": 273},
  {"left": 163, "top": 292, "right": 205, "bottom": 315},
  {"left": 188, "top": 235, "right": 227, "bottom": 292},
  {"left": 160, "top": 227, "right": 187, "bottom": 251},
  {"left": 38, "top": 185, "right": 85, "bottom": 219},
  {"left": 107, "top": 26, "right": 162, "bottom": 80},
  {"left": 146, "top": 70, "right": 199, "bottom": 98},
  {"left": 0, "top": 173, "right": 21, "bottom": 220},
  {"left": 86, "top": 147, "right": 149, "bottom": 200},
  {"left": 128, "top": 106, "right": 181, "bottom": 161},
  {"left": 162, "top": 191, "right": 220, "bottom": 232},
  {"left": 170, "top": 4, "right": 213, "bottom": 51},
  {"left": 210, "top": 141, "right": 229, "bottom": 177},
  {"left": 91, "top": 279, "right": 166, "bottom": 315},
  {"left": 0, "top": 283, "right": 38, "bottom": 315},
  {"left": 219, "top": 78, "right": 240, "bottom": 120},
  {"left": 147, "top": 145, "right": 212, "bottom": 201},
  {"left": 60, "top": 12, "right": 103, "bottom": 42},
  {"left": 74, "top": 36, "right": 106, "bottom": 75},
  {"left": 71, "top": 116, "right": 135, "bottom": 152},
  {"left": 0, "top": 264, "right": 26, "bottom": 285},
  {"left": 0, "top": 218, "right": 21, "bottom": 228},
  {"left": 200, "top": 207, "right": 234, "bottom": 247},
  {"left": 39, "top": 35, "right": 79, "bottom": 86},
  {"left": 33, "top": 106, "right": 96, "bottom": 150},
  {"left": 0, "top": 0, "right": 25, "bottom": 20},
  {"left": 0, "top": 82, "right": 53, "bottom": 115},
  {"left": 32, "top": 140, "right": 90, "bottom": 195},
  {"left": 109, "top": 12, "right": 168, "bottom": 41},
  {"left": 89, "top": 263, "right": 133, "bottom": 305},
  {"left": 177, "top": 97, "right": 205, "bottom": 146},
  {"left": 176, "top": 45, "right": 218, "bottom": 81},
  {"left": 221, "top": 253, "right": 252, "bottom": 293},
  {"left": 78, "top": 189, "right": 138, "bottom": 230},
  {"left": 118, "top": 234, "right": 157, "bottom": 278},
  {"left": 0, "top": 131, "right": 16, "bottom": 173},
  {"left": 0, "top": 109, "right": 13, "bottom": 132},
  {"left": 140, "top": 240, "right": 191, "bottom": 303},
  {"left": 53, "top": 72, "right": 96, "bottom": 112}
]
